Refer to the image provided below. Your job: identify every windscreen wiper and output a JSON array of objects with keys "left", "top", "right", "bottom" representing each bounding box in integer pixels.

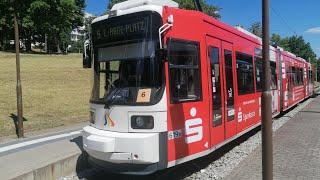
[{"left": 104, "top": 88, "right": 129, "bottom": 109}]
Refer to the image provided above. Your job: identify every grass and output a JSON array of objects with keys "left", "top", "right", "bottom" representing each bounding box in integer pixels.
[{"left": 0, "top": 52, "right": 92, "bottom": 137}]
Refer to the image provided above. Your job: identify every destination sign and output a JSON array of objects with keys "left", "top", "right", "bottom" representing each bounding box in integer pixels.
[
  {"left": 96, "top": 20, "right": 146, "bottom": 40},
  {"left": 92, "top": 12, "right": 161, "bottom": 46}
]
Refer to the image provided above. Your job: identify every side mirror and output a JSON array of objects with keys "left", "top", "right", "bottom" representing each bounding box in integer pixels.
[
  {"left": 83, "top": 41, "right": 92, "bottom": 68},
  {"left": 156, "top": 48, "right": 167, "bottom": 62}
]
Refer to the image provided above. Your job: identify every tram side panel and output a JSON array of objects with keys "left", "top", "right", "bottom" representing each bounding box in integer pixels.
[
  {"left": 202, "top": 18, "right": 261, "bottom": 137},
  {"left": 164, "top": 5, "right": 314, "bottom": 168},
  {"left": 294, "top": 60, "right": 306, "bottom": 103},
  {"left": 281, "top": 54, "right": 290, "bottom": 110},
  {"left": 163, "top": 7, "right": 264, "bottom": 165},
  {"left": 202, "top": 13, "right": 262, "bottom": 142},
  {"left": 306, "top": 63, "right": 314, "bottom": 97},
  {"left": 163, "top": 7, "right": 212, "bottom": 165},
  {"left": 235, "top": 47, "right": 262, "bottom": 132},
  {"left": 291, "top": 59, "right": 305, "bottom": 105},
  {"left": 281, "top": 52, "right": 306, "bottom": 111},
  {"left": 304, "top": 62, "right": 308, "bottom": 98}
]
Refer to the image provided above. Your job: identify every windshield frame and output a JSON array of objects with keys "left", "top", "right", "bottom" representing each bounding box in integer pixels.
[
  {"left": 90, "top": 57, "right": 165, "bottom": 106},
  {"left": 90, "top": 11, "right": 164, "bottom": 106}
]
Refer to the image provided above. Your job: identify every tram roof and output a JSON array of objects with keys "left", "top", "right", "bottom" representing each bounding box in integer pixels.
[
  {"left": 92, "top": 0, "right": 178, "bottom": 24},
  {"left": 111, "top": 0, "right": 178, "bottom": 11}
]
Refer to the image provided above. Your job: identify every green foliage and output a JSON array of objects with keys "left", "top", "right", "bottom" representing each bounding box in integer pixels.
[
  {"left": 84, "top": 15, "right": 96, "bottom": 34},
  {"left": 0, "top": 0, "right": 85, "bottom": 53},
  {"left": 248, "top": 21, "right": 317, "bottom": 64},
  {"left": 249, "top": 22, "right": 262, "bottom": 38},
  {"left": 271, "top": 34, "right": 281, "bottom": 46},
  {"left": 107, "top": 0, "right": 221, "bottom": 18},
  {"left": 271, "top": 33, "right": 317, "bottom": 64},
  {"left": 68, "top": 38, "right": 84, "bottom": 53},
  {"left": 0, "top": 1, "right": 14, "bottom": 50},
  {"left": 28, "top": 0, "right": 84, "bottom": 52}
]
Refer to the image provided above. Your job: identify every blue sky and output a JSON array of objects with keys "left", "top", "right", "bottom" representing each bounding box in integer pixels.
[{"left": 85, "top": 0, "right": 320, "bottom": 57}]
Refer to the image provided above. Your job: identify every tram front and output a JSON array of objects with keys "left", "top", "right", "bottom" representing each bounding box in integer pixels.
[{"left": 82, "top": 1, "right": 177, "bottom": 174}]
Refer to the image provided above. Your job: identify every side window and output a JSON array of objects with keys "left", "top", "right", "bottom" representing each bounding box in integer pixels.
[
  {"left": 168, "top": 40, "right": 202, "bottom": 103},
  {"left": 289, "top": 66, "right": 293, "bottom": 86},
  {"left": 224, "top": 50, "right": 235, "bottom": 121},
  {"left": 236, "top": 52, "right": 254, "bottom": 95},
  {"left": 292, "top": 67, "right": 297, "bottom": 86},
  {"left": 287, "top": 65, "right": 293, "bottom": 98},
  {"left": 209, "top": 47, "right": 222, "bottom": 126},
  {"left": 296, "top": 67, "right": 300, "bottom": 85},
  {"left": 255, "top": 56, "right": 263, "bottom": 92},
  {"left": 299, "top": 68, "right": 304, "bottom": 85},
  {"left": 270, "top": 61, "right": 277, "bottom": 90}
]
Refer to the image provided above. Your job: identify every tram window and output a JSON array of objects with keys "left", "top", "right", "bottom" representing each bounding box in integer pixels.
[
  {"left": 292, "top": 67, "right": 297, "bottom": 86},
  {"left": 255, "top": 57, "right": 263, "bottom": 92},
  {"left": 297, "top": 68, "right": 301, "bottom": 85},
  {"left": 291, "top": 67, "right": 304, "bottom": 86},
  {"left": 168, "top": 40, "right": 202, "bottom": 103},
  {"left": 299, "top": 68, "right": 304, "bottom": 85},
  {"left": 224, "top": 50, "right": 235, "bottom": 121},
  {"left": 236, "top": 52, "right": 254, "bottom": 95},
  {"left": 287, "top": 66, "right": 293, "bottom": 98},
  {"left": 270, "top": 61, "right": 277, "bottom": 90},
  {"left": 209, "top": 47, "right": 222, "bottom": 126},
  {"left": 296, "top": 68, "right": 300, "bottom": 85}
]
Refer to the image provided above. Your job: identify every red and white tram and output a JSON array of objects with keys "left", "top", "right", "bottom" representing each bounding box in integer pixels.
[{"left": 82, "top": 0, "right": 315, "bottom": 174}]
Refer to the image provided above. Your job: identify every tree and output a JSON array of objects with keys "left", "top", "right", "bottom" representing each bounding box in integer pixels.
[
  {"left": 107, "top": 0, "right": 221, "bottom": 18},
  {"left": 284, "top": 36, "right": 317, "bottom": 63},
  {"left": 271, "top": 34, "right": 317, "bottom": 64},
  {"left": 84, "top": 13, "right": 96, "bottom": 34},
  {"left": 271, "top": 34, "right": 281, "bottom": 46},
  {"left": 28, "top": 0, "right": 85, "bottom": 53},
  {"left": 0, "top": 1, "right": 14, "bottom": 50},
  {"left": 0, "top": 0, "right": 85, "bottom": 53},
  {"left": 0, "top": 0, "right": 41, "bottom": 52},
  {"left": 249, "top": 22, "right": 262, "bottom": 38}
]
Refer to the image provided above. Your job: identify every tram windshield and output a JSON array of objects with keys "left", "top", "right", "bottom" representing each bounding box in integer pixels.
[{"left": 90, "top": 11, "right": 163, "bottom": 106}]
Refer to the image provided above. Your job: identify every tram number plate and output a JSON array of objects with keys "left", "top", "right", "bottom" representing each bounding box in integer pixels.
[
  {"left": 136, "top": 88, "right": 151, "bottom": 103},
  {"left": 168, "top": 130, "right": 182, "bottom": 140}
]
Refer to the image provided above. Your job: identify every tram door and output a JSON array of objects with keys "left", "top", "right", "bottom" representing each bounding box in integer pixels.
[{"left": 206, "top": 36, "right": 237, "bottom": 147}]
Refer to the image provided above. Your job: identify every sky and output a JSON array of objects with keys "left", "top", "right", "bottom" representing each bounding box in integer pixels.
[{"left": 85, "top": 0, "right": 320, "bottom": 57}]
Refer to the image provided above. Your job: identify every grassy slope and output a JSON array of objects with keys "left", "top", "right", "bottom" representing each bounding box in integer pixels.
[{"left": 0, "top": 52, "right": 91, "bottom": 136}]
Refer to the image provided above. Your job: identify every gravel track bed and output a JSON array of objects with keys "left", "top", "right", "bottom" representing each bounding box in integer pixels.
[{"left": 184, "top": 98, "right": 313, "bottom": 180}]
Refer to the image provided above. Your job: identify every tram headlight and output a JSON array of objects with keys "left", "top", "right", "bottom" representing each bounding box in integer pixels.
[{"left": 131, "top": 116, "right": 154, "bottom": 129}]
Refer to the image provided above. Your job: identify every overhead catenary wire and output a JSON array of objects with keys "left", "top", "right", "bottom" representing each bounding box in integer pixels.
[{"left": 270, "top": 6, "right": 298, "bottom": 35}]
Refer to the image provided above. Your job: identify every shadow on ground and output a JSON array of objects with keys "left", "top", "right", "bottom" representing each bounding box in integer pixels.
[{"left": 9, "top": 113, "right": 28, "bottom": 137}]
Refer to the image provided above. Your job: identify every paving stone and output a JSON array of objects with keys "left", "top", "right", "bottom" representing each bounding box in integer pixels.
[{"left": 224, "top": 96, "right": 320, "bottom": 180}]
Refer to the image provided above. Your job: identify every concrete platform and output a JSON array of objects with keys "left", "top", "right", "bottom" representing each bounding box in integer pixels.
[
  {"left": 0, "top": 133, "right": 87, "bottom": 180},
  {"left": 224, "top": 95, "right": 320, "bottom": 180}
]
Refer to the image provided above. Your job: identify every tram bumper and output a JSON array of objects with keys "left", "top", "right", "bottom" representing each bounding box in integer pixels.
[{"left": 83, "top": 126, "right": 161, "bottom": 167}]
